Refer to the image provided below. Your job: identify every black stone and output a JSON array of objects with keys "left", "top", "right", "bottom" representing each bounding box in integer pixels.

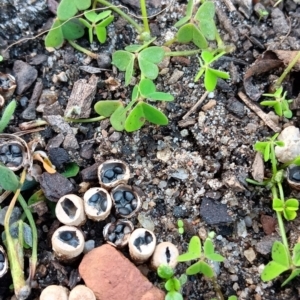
[
  {"left": 199, "top": 197, "right": 233, "bottom": 225},
  {"left": 48, "top": 147, "right": 70, "bottom": 169},
  {"left": 61, "top": 198, "right": 77, "bottom": 218}
]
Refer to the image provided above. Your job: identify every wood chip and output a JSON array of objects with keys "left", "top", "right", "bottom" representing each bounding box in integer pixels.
[{"left": 64, "top": 74, "right": 98, "bottom": 119}]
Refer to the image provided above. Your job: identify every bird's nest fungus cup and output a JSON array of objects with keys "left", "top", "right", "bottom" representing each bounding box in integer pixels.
[
  {"left": 111, "top": 184, "right": 141, "bottom": 218},
  {"left": 0, "top": 134, "right": 31, "bottom": 171},
  {"left": 103, "top": 219, "right": 134, "bottom": 248},
  {"left": 98, "top": 159, "right": 130, "bottom": 189}
]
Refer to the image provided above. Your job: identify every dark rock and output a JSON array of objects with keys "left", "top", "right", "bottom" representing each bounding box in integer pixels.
[
  {"left": 226, "top": 97, "right": 245, "bottom": 118},
  {"left": 28, "top": 54, "right": 48, "bottom": 65},
  {"left": 80, "top": 163, "right": 100, "bottom": 182},
  {"left": 38, "top": 172, "right": 75, "bottom": 202},
  {"left": 48, "top": 148, "right": 70, "bottom": 169},
  {"left": 200, "top": 197, "right": 233, "bottom": 225},
  {"left": 13, "top": 60, "right": 38, "bottom": 95},
  {"left": 173, "top": 206, "right": 189, "bottom": 218},
  {"left": 271, "top": 8, "right": 289, "bottom": 35},
  {"left": 79, "top": 143, "right": 94, "bottom": 160}
]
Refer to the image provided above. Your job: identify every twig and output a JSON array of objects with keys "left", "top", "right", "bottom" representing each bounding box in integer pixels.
[
  {"left": 182, "top": 91, "right": 209, "bottom": 119},
  {"left": 238, "top": 91, "right": 281, "bottom": 132}
]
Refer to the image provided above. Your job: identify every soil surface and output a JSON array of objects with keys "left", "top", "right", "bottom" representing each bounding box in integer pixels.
[{"left": 0, "top": 0, "right": 300, "bottom": 299}]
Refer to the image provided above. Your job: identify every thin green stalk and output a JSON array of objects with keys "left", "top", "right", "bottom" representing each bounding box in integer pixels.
[
  {"left": 270, "top": 142, "right": 277, "bottom": 175},
  {"left": 165, "top": 49, "right": 201, "bottom": 57},
  {"left": 140, "top": 0, "right": 150, "bottom": 34},
  {"left": 271, "top": 185, "right": 291, "bottom": 262},
  {"left": 17, "top": 193, "right": 38, "bottom": 280},
  {"left": 67, "top": 40, "right": 98, "bottom": 59},
  {"left": 275, "top": 51, "right": 300, "bottom": 90},
  {"left": 4, "top": 169, "right": 30, "bottom": 300},
  {"left": 64, "top": 116, "right": 106, "bottom": 123},
  {"left": 97, "top": 0, "right": 143, "bottom": 33}
]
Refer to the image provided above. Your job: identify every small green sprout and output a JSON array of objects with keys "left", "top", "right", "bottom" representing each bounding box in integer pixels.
[
  {"left": 0, "top": 99, "right": 17, "bottom": 133},
  {"left": 260, "top": 87, "right": 293, "bottom": 119},
  {"left": 248, "top": 133, "right": 300, "bottom": 286},
  {"left": 174, "top": 0, "right": 221, "bottom": 49},
  {"left": 257, "top": 9, "right": 269, "bottom": 21},
  {"left": 79, "top": 10, "right": 114, "bottom": 43},
  {"left": 177, "top": 235, "right": 224, "bottom": 278},
  {"left": 177, "top": 220, "right": 184, "bottom": 235},
  {"left": 0, "top": 55, "right": 3, "bottom": 62},
  {"left": 194, "top": 50, "right": 230, "bottom": 91},
  {"left": 272, "top": 198, "right": 299, "bottom": 221},
  {"left": 112, "top": 39, "right": 165, "bottom": 86},
  {"left": 157, "top": 264, "right": 187, "bottom": 300}
]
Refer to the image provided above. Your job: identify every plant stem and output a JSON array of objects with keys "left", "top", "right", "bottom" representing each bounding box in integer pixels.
[
  {"left": 271, "top": 184, "right": 291, "bottom": 263},
  {"left": 0, "top": 99, "right": 16, "bottom": 133},
  {"left": 4, "top": 169, "right": 30, "bottom": 300},
  {"left": 64, "top": 116, "right": 106, "bottom": 123},
  {"left": 17, "top": 193, "right": 38, "bottom": 281},
  {"left": 140, "top": 0, "right": 150, "bottom": 34},
  {"left": 67, "top": 40, "right": 98, "bottom": 59},
  {"left": 274, "top": 51, "right": 300, "bottom": 90},
  {"left": 165, "top": 49, "right": 201, "bottom": 57},
  {"left": 97, "top": 0, "right": 143, "bottom": 33}
]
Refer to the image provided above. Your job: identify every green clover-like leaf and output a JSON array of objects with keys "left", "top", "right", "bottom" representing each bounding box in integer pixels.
[
  {"left": 112, "top": 51, "right": 135, "bottom": 86},
  {"left": 204, "top": 68, "right": 218, "bottom": 92},
  {"left": 110, "top": 105, "right": 127, "bottom": 131},
  {"left": 45, "top": 19, "right": 85, "bottom": 48},
  {"left": 157, "top": 264, "right": 174, "bottom": 280},
  {"left": 124, "top": 102, "right": 145, "bottom": 132},
  {"left": 0, "top": 164, "right": 20, "bottom": 191},
  {"left": 165, "top": 278, "right": 181, "bottom": 292},
  {"left": 292, "top": 243, "right": 300, "bottom": 267},
  {"left": 165, "top": 291, "right": 184, "bottom": 300},
  {"left": 178, "top": 236, "right": 201, "bottom": 262},
  {"left": 141, "top": 102, "right": 168, "bottom": 125},
  {"left": 57, "top": 0, "right": 91, "bottom": 21},
  {"left": 195, "top": 1, "right": 216, "bottom": 40},
  {"left": 261, "top": 261, "right": 289, "bottom": 281},
  {"left": 94, "top": 100, "right": 123, "bottom": 117},
  {"left": 61, "top": 162, "right": 80, "bottom": 178},
  {"left": 186, "top": 261, "right": 214, "bottom": 277},
  {"left": 177, "top": 23, "right": 193, "bottom": 43},
  {"left": 138, "top": 47, "right": 165, "bottom": 80},
  {"left": 192, "top": 26, "right": 208, "bottom": 49},
  {"left": 273, "top": 198, "right": 284, "bottom": 212}
]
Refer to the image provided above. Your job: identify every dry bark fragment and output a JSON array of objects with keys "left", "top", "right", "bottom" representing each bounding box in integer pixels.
[{"left": 64, "top": 74, "right": 98, "bottom": 119}]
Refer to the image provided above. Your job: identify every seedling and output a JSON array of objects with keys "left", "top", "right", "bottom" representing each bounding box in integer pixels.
[
  {"left": 257, "top": 9, "right": 269, "bottom": 22},
  {"left": 79, "top": 10, "right": 113, "bottom": 43},
  {"left": 0, "top": 166, "right": 38, "bottom": 299},
  {"left": 260, "top": 87, "right": 293, "bottom": 119},
  {"left": 66, "top": 78, "right": 174, "bottom": 132},
  {"left": 173, "top": 0, "right": 223, "bottom": 49},
  {"left": 0, "top": 99, "right": 17, "bottom": 133},
  {"left": 157, "top": 264, "right": 187, "bottom": 300},
  {"left": 177, "top": 235, "right": 224, "bottom": 277},
  {"left": 247, "top": 134, "right": 300, "bottom": 286},
  {"left": 194, "top": 50, "right": 229, "bottom": 91},
  {"left": 112, "top": 39, "right": 165, "bottom": 86},
  {"left": 177, "top": 220, "right": 184, "bottom": 235}
]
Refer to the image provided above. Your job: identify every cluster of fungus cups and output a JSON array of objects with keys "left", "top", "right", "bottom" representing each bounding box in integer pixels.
[
  {"left": 52, "top": 160, "right": 142, "bottom": 258},
  {"left": 52, "top": 159, "right": 178, "bottom": 270}
]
